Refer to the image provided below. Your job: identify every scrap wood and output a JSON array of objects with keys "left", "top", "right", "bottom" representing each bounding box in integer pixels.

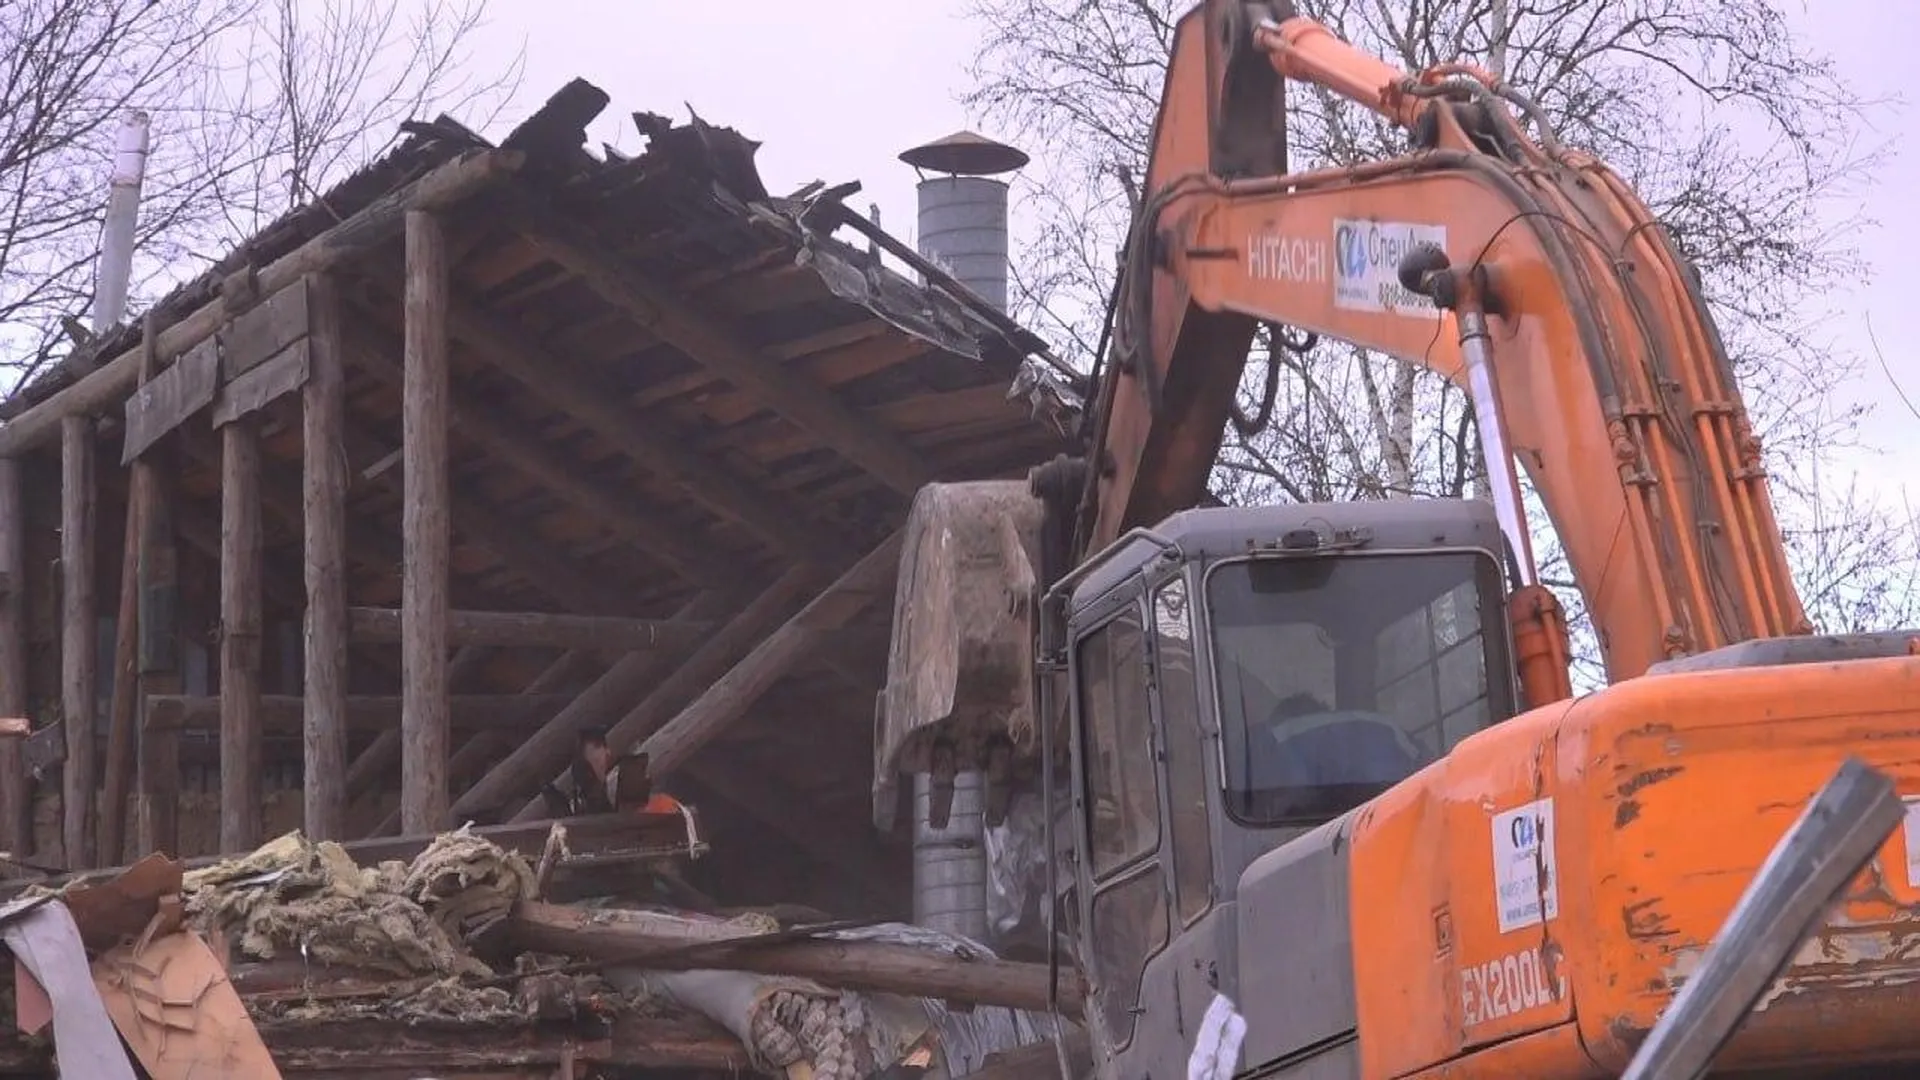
[
  {"left": 0, "top": 898, "right": 138, "bottom": 1079},
  {"left": 93, "top": 929, "right": 283, "bottom": 1079},
  {"left": 507, "top": 902, "right": 1085, "bottom": 1015},
  {"left": 0, "top": 720, "right": 23, "bottom": 738}
]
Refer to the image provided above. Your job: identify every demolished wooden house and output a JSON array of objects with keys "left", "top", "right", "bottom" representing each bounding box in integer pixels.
[{"left": 0, "top": 77, "right": 1086, "bottom": 1076}]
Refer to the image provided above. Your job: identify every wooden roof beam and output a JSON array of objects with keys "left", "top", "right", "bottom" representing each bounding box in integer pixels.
[
  {"left": 344, "top": 322, "right": 737, "bottom": 591},
  {"left": 503, "top": 194, "right": 937, "bottom": 496},
  {"left": 438, "top": 286, "right": 850, "bottom": 566},
  {"left": 640, "top": 530, "right": 903, "bottom": 779},
  {"left": 0, "top": 149, "right": 523, "bottom": 456}
]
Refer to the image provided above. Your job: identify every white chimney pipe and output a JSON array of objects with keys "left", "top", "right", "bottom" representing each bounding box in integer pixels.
[{"left": 92, "top": 110, "right": 151, "bottom": 332}]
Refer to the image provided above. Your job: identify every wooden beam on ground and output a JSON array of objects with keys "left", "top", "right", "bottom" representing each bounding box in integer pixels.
[
  {"left": 148, "top": 693, "right": 576, "bottom": 733},
  {"left": 0, "top": 457, "right": 28, "bottom": 856},
  {"left": 344, "top": 317, "right": 735, "bottom": 592},
  {"left": 219, "top": 415, "right": 265, "bottom": 852},
  {"left": 441, "top": 287, "right": 847, "bottom": 565},
  {"left": 507, "top": 901, "right": 1084, "bottom": 1015},
  {"left": 497, "top": 579, "right": 812, "bottom": 823},
  {"left": 455, "top": 593, "right": 736, "bottom": 821},
  {"left": 402, "top": 208, "right": 452, "bottom": 835},
  {"left": 641, "top": 531, "right": 903, "bottom": 778},
  {"left": 253, "top": 1013, "right": 751, "bottom": 1076},
  {"left": 0, "top": 149, "right": 522, "bottom": 456},
  {"left": 508, "top": 195, "right": 935, "bottom": 495},
  {"left": 61, "top": 415, "right": 98, "bottom": 869},
  {"left": 304, "top": 273, "right": 350, "bottom": 841},
  {"left": 348, "top": 606, "right": 713, "bottom": 652}
]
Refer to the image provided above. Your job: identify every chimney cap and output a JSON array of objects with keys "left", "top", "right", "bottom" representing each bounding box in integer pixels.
[{"left": 899, "top": 130, "right": 1029, "bottom": 177}]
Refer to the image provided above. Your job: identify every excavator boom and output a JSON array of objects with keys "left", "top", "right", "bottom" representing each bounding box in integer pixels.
[{"left": 1084, "top": 0, "right": 1807, "bottom": 681}]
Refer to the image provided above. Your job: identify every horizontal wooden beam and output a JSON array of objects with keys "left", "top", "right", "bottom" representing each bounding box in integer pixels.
[
  {"left": 146, "top": 693, "right": 575, "bottom": 733},
  {"left": 0, "top": 149, "right": 523, "bottom": 455},
  {"left": 0, "top": 811, "right": 686, "bottom": 898},
  {"left": 509, "top": 901, "right": 1085, "bottom": 1015},
  {"left": 505, "top": 193, "right": 937, "bottom": 495},
  {"left": 347, "top": 606, "right": 712, "bottom": 651},
  {"left": 255, "top": 1013, "right": 752, "bottom": 1075}
]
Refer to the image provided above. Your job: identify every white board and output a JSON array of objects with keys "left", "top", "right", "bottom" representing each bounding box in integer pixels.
[
  {"left": 1491, "top": 797, "right": 1559, "bottom": 934},
  {"left": 1901, "top": 796, "right": 1920, "bottom": 888},
  {"left": 1332, "top": 218, "right": 1447, "bottom": 319}
]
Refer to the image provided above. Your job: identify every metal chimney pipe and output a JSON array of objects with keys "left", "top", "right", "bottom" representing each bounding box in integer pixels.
[{"left": 92, "top": 110, "right": 151, "bottom": 332}]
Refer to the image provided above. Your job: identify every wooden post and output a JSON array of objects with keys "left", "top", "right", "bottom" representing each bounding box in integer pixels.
[
  {"left": 219, "top": 417, "right": 264, "bottom": 852},
  {"left": 100, "top": 478, "right": 141, "bottom": 865},
  {"left": 0, "top": 457, "right": 28, "bottom": 856},
  {"left": 60, "top": 416, "right": 97, "bottom": 868},
  {"left": 304, "top": 273, "right": 350, "bottom": 841},
  {"left": 402, "top": 209, "right": 451, "bottom": 833},
  {"left": 135, "top": 430, "right": 182, "bottom": 854}
]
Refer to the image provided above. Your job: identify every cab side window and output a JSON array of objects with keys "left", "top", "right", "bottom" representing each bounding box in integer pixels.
[{"left": 1077, "top": 604, "right": 1168, "bottom": 1047}]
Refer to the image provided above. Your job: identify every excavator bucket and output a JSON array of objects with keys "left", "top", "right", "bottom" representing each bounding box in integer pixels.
[{"left": 872, "top": 481, "right": 1045, "bottom": 832}]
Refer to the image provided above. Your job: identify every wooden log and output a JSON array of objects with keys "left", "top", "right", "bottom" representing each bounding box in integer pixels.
[
  {"left": 402, "top": 208, "right": 451, "bottom": 834},
  {"left": 488, "top": 585, "right": 802, "bottom": 823},
  {"left": 304, "top": 273, "right": 350, "bottom": 841},
  {"left": 0, "top": 149, "right": 522, "bottom": 456},
  {"left": 348, "top": 606, "right": 714, "bottom": 652},
  {"left": 254, "top": 1013, "right": 751, "bottom": 1075},
  {"left": 146, "top": 693, "right": 578, "bottom": 733},
  {"left": 220, "top": 417, "right": 265, "bottom": 852},
  {"left": 509, "top": 197, "right": 935, "bottom": 495},
  {"left": 135, "top": 449, "right": 181, "bottom": 856},
  {"left": 0, "top": 457, "right": 30, "bottom": 855},
  {"left": 507, "top": 901, "right": 1085, "bottom": 1015},
  {"left": 101, "top": 461, "right": 141, "bottom": 867},
  {"left": 60, "top": 415, "right": 97, "bottom": 869},
  {"left": 0, "top": 811, "right": 688, "bottom": 899},
  {"left": 641, "top": 532, "right": 902, "bottom": 778}
]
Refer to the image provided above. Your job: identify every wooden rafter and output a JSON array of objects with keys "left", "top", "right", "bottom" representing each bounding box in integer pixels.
[{"left": 504, "top": 193, "right": 937, "bottom": 496}]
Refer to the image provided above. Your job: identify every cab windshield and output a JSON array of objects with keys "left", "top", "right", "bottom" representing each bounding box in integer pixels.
[{"left": 1205, "top": 551, "right": 1512, "bottom": 826}]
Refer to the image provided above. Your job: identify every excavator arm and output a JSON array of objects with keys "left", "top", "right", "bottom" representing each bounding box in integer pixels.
[{"left": 1082, "top": 0, "right": 1811, "bottom": 681}]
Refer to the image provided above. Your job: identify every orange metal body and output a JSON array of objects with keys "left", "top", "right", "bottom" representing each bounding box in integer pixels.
[
  {"left": 1068, "top": 3, "right": 1920, "bottom": 1075},
  {"left": 1352, "top": 655, "right": 1920, "bottom": 1078}
]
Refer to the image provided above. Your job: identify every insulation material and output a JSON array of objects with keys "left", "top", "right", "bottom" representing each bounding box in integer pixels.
[
  {"left": 606, "top": 967, "right": 927, "bottom": 1080},
  {"left": 403, "top": 826, "right": 537, "bottom": 940},
  {"left": 983, "top": 791, "right": 1050, "bottom": 941},
  {"left": 179, "top": 830, "right": 523, "bottom": 978}
]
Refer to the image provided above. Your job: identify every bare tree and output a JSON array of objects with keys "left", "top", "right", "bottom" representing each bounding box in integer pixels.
[
  {"left": 963, "top": 0, "right": 1917, "bottom": 675},
  {"left": 0, "top": 0, "right": 524, "bottom": 388}
]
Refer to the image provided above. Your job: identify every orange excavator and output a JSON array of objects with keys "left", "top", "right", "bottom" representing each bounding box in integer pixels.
[{"left": 873, "top": 1, "right": 1920, "bottom": 1078}]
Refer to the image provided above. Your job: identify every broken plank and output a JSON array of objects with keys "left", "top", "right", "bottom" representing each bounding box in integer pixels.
[
  {"left": 120, "top": 338, "right": 218, "bottom": 464},
  {"left": 211, "top": 337, "right": 310, "bottom": 427},
  {"left": 508, "top": 901, "right": 1085, "bottom": 1015},
  {"left": 219, "top": 276, "right": 310, "bottom": 379}
]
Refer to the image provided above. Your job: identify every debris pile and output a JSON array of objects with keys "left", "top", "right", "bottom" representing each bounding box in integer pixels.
[{"left": 181, "top": 828, "right": 513, "bottom": 978}]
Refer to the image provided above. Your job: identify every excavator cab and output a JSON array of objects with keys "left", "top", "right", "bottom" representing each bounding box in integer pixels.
[{"left": 1057, "top": 496, "right": 1516, "bottom": 1079}]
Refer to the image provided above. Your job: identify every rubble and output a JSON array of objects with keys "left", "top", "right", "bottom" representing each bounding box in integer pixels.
[{"left": 0, "top": 827, "right": 1082, "bottom": 1078}]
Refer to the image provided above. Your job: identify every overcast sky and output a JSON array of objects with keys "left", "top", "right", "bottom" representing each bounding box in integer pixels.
[{"left": 458, "top": 0, "right": 1916, "bottom": 498}]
